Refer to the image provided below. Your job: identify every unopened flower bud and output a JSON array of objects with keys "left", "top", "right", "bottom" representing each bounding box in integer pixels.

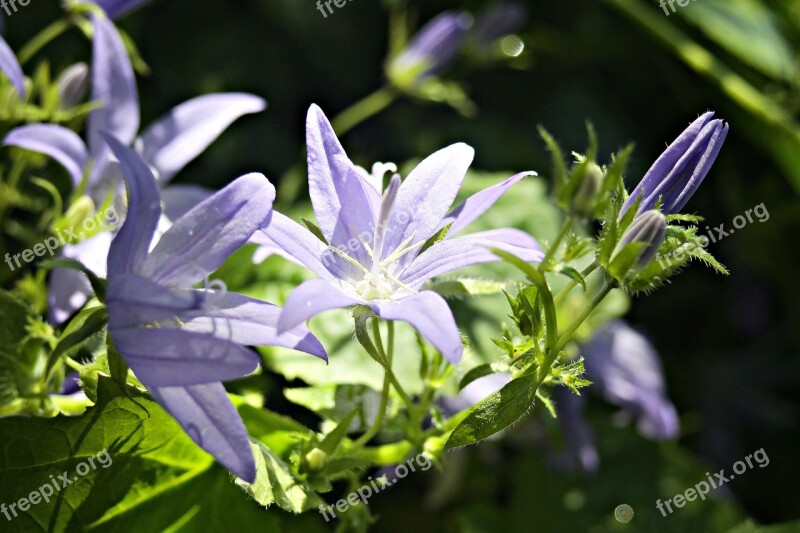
[
  {"left": 305, "top": 448, "right": 327, "bottom": 472},
  {"left": 57, "top": 63, "right": 90, "bottom": 109},
  {"left": 570, "top": 162, "right": 603, "bottom": 216},
  {"left": 611, "top": 210, "right": 667, "bottom": 277}
]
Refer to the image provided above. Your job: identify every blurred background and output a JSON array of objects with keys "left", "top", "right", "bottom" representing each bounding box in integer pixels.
[{"left": 5, "top": 0, "right": 800, "bottom": 530}]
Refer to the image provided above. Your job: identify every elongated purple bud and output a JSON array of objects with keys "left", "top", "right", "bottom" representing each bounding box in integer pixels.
[
  {"left": 58, "top": 63, "right": 90, "bottom": 108},
  {"left": 0, "top": 34, "right": 25, "bottom": 98},
  {"left": 388, "top": 11, "right": 472, "bottom": 87},
  {"left": 612, "top": 210, "right": 667, "bottom": 274},
  {"left": 621, "top": 112, "right": 728, "bottom": 217}
]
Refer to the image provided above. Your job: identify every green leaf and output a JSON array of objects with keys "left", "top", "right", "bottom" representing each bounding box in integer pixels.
[
  {"left": 236, "top": 441, "right": 324, "bottom": 513},
  {"left": 0, "top": 376, "right": 215, "bottom": 531},
  {"left": 458, "top": 364, "right": 495, "bottom": 391},
  {"left": 45, "top": 304, "right": 107, "bottom": 377},
  {"left": 445, "top": 370, "right": 537, "bottom": 449},
  {"left": 301, "top": 217, "right": 328, "bottom": 244},
  {"left": 428, "top": 277, "right": 511, "bottom": 299},
  {"left": 419, "top": 222, "right": 452, "bottom": 254},
  {"left": 554, "top": 265, "right": 586, "bottom": 291},
  {"left": 318, "top": 407, "right": 359, "bottom": 455},
  {"left": 538, "top": 126, "right": 567, "bottom": 188},
  {"left": 678, "top": 0, "right": 797, "bottom": 83}
]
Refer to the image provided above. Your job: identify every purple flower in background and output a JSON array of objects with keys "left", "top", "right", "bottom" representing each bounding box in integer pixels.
[
  {"left": 440, "top": 372, "right": 510, "bottom": 416},
  {"left": 0, "top": 34, "right": 24, "bottom": 97},
  {"left": 551, "top": 387, "right": 599, "bottom": 473},
  {"left": 103, "top": 135, "right": 326, "bottom": 482},
  {"left": 472, "top": 2, "right": 528, "bottom": 47},
  {"left": 621, "top": 112, "right": 728, "bottom": 217},
  {"left": 263, "top": 105, "right": 542, "bottom": 363},
  {"left": 3, "top": 14, "right": 265, "bottom": 323},
  {"left": 90, "top": 0, "right": 151, "bottom": 18},
  {"left": 387, "top": 11, "right": 473, "bottom": 86},
  {"left": 583, "top": 320, "right": 679, "bottom": 440}
]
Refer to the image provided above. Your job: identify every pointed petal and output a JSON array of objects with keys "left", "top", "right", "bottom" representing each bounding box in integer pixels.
[
  {"left": 306, "top": 104, "right": 380, "bottom": 260},
  {"left": 4, "top": 125, "right": 88, "bottom": 186},
  {"left": 138, "top": 93, "right": 266, "bottom": 184},
  {"left": 142, "top": 173, "right": 274, "bottom": 287},
  {"left": 278, "top": 279, "right": 360, "bottom": 332},
  {"left": 249, "top": 230, "right": 304, "bottom": 266},
  {"left": 160, "top": 184, "right": 214, "bottom": 221},
  {"left": 177, "top": 291, "right": 328, "bottom": 361},
  {"left": 382, "top": 143, "right": 474, "bottom": 265},
  {"left": 92, "top": 0, "right": 151, "bottom": 19},
  {"left": 88, "top": 14, "right": 139, "bottom": 162},
  {"left": 371, "top": 291, "right": 462, "bottom": 363},
  {"left": 441, "top": 171, "right": 534, "bottom": 235},
  {"left": 261, "top": 211, "right": 341, "bottom": 282},
  {"left": 105, "top": 134, "right": 161, "bottom": 276},
  {"left": 400, "top": 229, "right": 543, "bottom": 288},
  {"left": 48, "top": 234, "right": 113, "bottom": 324},
  {"left": 111, "top": 326, "right": 260, "bottom": 386},
  {"left": 0, "top": 35, "right": 25, "bottom": 97},
  {"left": 148, "top": 383, "right": 256, "bottom": 482}
]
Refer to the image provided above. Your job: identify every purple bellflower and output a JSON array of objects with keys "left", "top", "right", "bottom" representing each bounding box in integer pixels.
[
  {"left": 103, "top": 134, "right": 327, "bottom": 482},
  {"left": 0, "top": 34, "right": 25, "bottom": 98},
  {"left": 471, "top": 2, "right": 528, "bottom": 48},
  {"left": 583, "top": 320, "right": 679, "bottom": 440},
  {"left": 3, "top": 14, "right": 265, "bottom": 323},
  {"left": 551, "top": 387, "right": 599, "bottom": 473},
  {"left": 621, "top": 112, "right": 728, "bottom": 217},
  {"left": 387, "top": 11, "right": 473, "bottom": 86},
  {"left": 89, "top": 0, "right": 151, "bottom": 19},
  {"left": 263, "top": 105, "right": 542, "bottom": 364}
]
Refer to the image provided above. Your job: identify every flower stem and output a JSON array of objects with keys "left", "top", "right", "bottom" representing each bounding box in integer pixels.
[
  {"left": 352, "top": 322, "right": 395, "bottom": 448},
  {"left": 19, "top": 18, "right": 73, "bottom": 65},
  {"left": 331, "top": 86, "right": 398, "bottom": 136},
  {"left": 552, "top": 282, "right": 613, "bottom": 356},
  {"left": 538, "top": 216, "right": 573, "bottom": 272}
]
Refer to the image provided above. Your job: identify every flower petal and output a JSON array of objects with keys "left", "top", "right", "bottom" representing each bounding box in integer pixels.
[
  {"left": 177, "top": 291, "right": 328, "bottom": 362},
  {"left": 141, "top": 173, "right": 274, "bottom": 287},
  {"left": 382, "top": 143, "right": 474, "bottom": 266},
  {"left": 370, "top": 291, "right": 462, "bottom": 363},
  {"left": 278, "top": 279, "right": 360, "bottom": 333},
  {"left": 138, "top": 93, "right": 266, "bottom": 185},
  {"left": 111, "top": 326, "right": 260, "bottom": 386},
  {"left": 88, "top": 14, "right": 139, "bottom": 172},
  {"left": 105, "top": 134, "right": 161, "bottom": 276},
  {"left": 306, "top": 104, "right": 380, "bottom": 261},
  {"left": 148, "top": 382, "right": 256, "bottom": 482},
  {"left": 4, "top": 125, "right": 88, "bottom": 186},
  {"left": 261, "top": 211, "right": 342, "bottom": 282},
  {"left": 400, "top": 229, "right": 543, "bottom": 288},
  {"left": 48, "top": 233, "right": 113, "bottom": 324},
  {"left": 0, "top": 34, "right": 25, "bottom": 97},
  {"left": 441, "top": 171, "right": 534, "bottom": 235},
  {"left": 91, "top": 0, "right": 151, "bottom": 19},
  {"left": 160, "top": 184, "right": 214, "bottom": 222}
]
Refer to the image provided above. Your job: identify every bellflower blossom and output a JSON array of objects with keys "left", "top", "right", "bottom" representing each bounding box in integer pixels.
[
  {"left": 0, "top": 34, "right": 24, "bottom": 97},
  {"left": 621, "top": 112, "right": 729, "bottom": 217},
  {"left": 387, "top": 11, "right": 473, "bottom": 86},
  {"left": 88, "top": 0, "right": 151, "bottom": 18},
  {"left": 263, "top": 105, "right": 543, "bottom": 364},
  {"left": 3, "top": 14, "right": 265, "bottom": 322},
  {"left": 582, "top": 320, "right": 679, "bottom": 440},
  {"left": 471, "top": 2, "right": 528, "bottom": 48},
  {"left": 103, "top": 134, "right": 326, "bottom": 482}
]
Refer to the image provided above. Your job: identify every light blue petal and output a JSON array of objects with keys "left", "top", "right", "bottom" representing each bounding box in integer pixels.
[
  {"left": 4, "top": 124, "right": 88, "bottom": 185},
  {"left": 138, "top": 93, "right": 266, "bottom": 185},
  {"left": 0, "top": 34, "right": 24, "bottom": 97},
  {"left": 149, "top": 382, "right": 256, "bottom": 482},
  {"left": 278, "top": 279, "right": 360, "bottom": 333},
  {"left": 141, "top": 173, "right": 274, "bottom": 287}
]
